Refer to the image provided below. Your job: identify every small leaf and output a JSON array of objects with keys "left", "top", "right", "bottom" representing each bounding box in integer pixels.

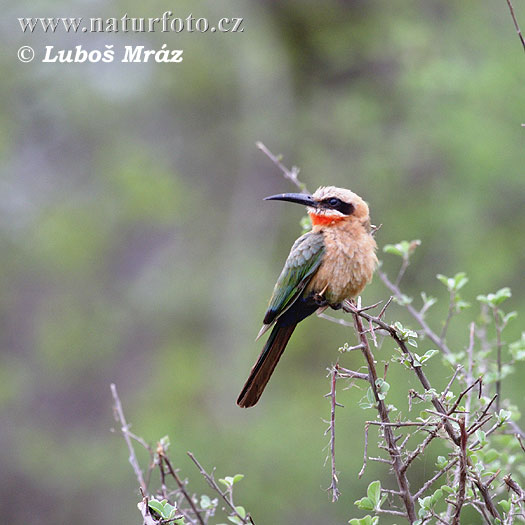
[
  {"left": 235, "top": 506, "right": 246, "bottom": 518},
  {"left": 436, "top": 456, "right": 448, "bottom": 469},
  {"left": 453, "top": 272, "right": 469, "bottom": 291},
  {"left": 148, "top": 500, "right": 165, "bottom": 516},
  {"left": 354, "top": 496, "right": 375, "bottom": 511},
  {"left": 232, "top": 474, "right": 245, "bottom": 484},
  {"left": 367, "top": 480, "right": 381, "bottom": 507},
  {"left": 510, "top": 333, "right": 525, "bottom": 361},
  {"left": 499, "top": 499, "right": 511, "bottom": 513},
  {"left": 483, "top": 449, "right": 500, "bottom": 463}
]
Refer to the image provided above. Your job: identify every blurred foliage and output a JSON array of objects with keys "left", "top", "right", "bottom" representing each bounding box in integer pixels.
[{"left": 1, "top": 0, "right": 524, "bottom": 524}]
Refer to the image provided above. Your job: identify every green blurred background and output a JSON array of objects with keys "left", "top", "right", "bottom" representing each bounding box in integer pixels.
[{"left": 2, "top": 1, "right": 524, "bottom": 523}]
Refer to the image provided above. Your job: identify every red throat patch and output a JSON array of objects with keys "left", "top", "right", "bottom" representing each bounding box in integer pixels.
[{"left": 309, "top": 211, "right": 345, "bottom": 227}]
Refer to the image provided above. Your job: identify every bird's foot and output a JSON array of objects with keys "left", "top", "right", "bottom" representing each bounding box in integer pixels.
[
  {"left": 313, "top": 293, "right": 328, "bottom": 307},
  {"left": 331, "top": 303, "right": 342, "bottom": 311}
]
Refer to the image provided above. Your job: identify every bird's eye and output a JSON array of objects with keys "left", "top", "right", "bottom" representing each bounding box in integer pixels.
[{"left": 328, "top": 198, "right": 340, "bottom": 206}]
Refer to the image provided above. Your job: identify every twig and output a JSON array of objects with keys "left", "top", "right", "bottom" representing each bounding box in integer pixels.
[
  {"left": 111, "top": 383, "right": 147, "bottom": 493},
  {"left": 441, "top": 365, "right": 463, "bottom": 401},
  {"left": 187, "top": 452, "right": 254, "bottom": 525},
  {"left": 440, "top": 287, "right": 458, "bottom": 344},
  {"left": 159, "top": 450, "right": 206, "bottom": 525},
  {"left": 255, "top": 141, "right": 308, "bottom": 193},
  {"left": 138, "top": 488, "right": 159, "bottom": 525},
  {"left": 326, "top": 365, "right": 340, "bottom": 502},
  {"left": 414, "top": 458, "right": 459, "bottom": 499},
  {"left": 505, "top": 0, "right": 525, "bottom": 52},
  {"left": 359, "top": 423, "right": 369, "bottom": 478},
  {"left": 493, "top": 306, "right": 503, "bottom": 411},
  {"left": 378, "top": 269, "right": 452, "bottom": 357},
  {"left": 337, "top": 366, "right": 369, "bottom": 381},
  {"left": 464, "top": 323, "right": 476, "bottom": 425},
  {"left": 452, "top": 417, "right": 468, "bottom": 525}
]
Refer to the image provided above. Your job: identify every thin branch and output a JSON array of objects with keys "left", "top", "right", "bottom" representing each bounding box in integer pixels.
[
  {"left": 493, "top": 306, "right": 503, "bottom": 412},
  {"left": 452, "top": 417, "right": 468, "bottom": 525},
  {"left": 159, "top": 451, "right": 206, "bottom": 525},
  {"left": 255, "top": 141, "right": 308, "bottom": 192},
  {"left": 465, "top": 323, "right": 476, "bottom": 426},
  {"left": 414, "top": 458, "right": 459, "bottom": 499},
  {"left": 378, "top": 269, "right": 452, "bottom": 357},
  {"left": 441, "top": 365, "right": 463, "bottom": 401},
  {"left": 505, "top": 0, "right": 525, "bottom": 52},
  {"left": 326, "top": 365, "right": 341, "bottom": 502},
  {"left": 187, "top": 452, "right": 254, "bottom": 525},
  {"left": 359, "top": 423, "right": 369, "bottom": 478},
  {"left": 111, "top": 383, "right": 147, "bottom": 493}
]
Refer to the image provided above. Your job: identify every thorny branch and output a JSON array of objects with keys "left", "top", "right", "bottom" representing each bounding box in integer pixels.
[
  {"left": 352, "top": 309, "right": 416, "bottom": 522},
  {"left": 324, "top": 365, "right": 342, "bottom": 502}
]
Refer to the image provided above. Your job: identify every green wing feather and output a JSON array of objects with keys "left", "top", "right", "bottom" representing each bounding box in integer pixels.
[{"left": 263, "top": 231, "right": 325, "bottom": 326}]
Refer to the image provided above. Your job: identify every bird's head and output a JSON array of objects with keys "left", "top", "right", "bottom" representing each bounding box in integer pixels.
[{"left": 264, "top": 186, "right": 370, "bottom": 228}]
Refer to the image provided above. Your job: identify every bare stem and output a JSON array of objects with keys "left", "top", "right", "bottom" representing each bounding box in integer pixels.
[
  {"left": 505, "top": 0, "right": 525, "bottom": 52},
  {"left": 255, "top": 141, "right": 308, "bottom": 193},
  {"left": 492, "top": 306, "right": 503, "bottom": 412},
  {"left": 187, "top": 452, "right": 254, "bottom": 525},
  {"left": 160, "top": 452, "right": 206, "bottom": 525},
  {"left": 111, "top": 383, "right": 147, "bottom": 493},
  {"left": 326, "top": 365, "right": 341, "bottom": 502}
]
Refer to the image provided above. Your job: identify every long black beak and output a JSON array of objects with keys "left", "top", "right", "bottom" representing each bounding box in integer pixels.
[{"left": 264, "top": 192, "right": 316, "bottom": 207}]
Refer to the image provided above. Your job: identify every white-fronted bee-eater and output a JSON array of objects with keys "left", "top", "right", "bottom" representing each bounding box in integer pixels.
[{"left": 237, "top": 186, "right": 378, "bottom": 408}]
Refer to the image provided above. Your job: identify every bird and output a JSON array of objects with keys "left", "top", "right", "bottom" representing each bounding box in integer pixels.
[{"left": 237, "top": 186, "right": 378, "bottom": 408}]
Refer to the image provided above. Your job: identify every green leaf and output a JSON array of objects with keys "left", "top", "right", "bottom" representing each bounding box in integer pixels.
[
  {"left": 510, "top": 333, "right": 525, "bottom": 361},
  {"left": 496, "top": 409, "right": 511, "bottom": 425},
  {"left": 420, "top": 292, "right": 437, "bottom": 310},
  {"left": 148, "top": 499, "right": 165, "bottom": 516},
  {"left": 420, "top": 349, "right": 439, "bottom": 363},
  {"left": 232, "top": 474, "right": 245, "bottom": 484},
  {"left": 499, "top": 499, "right": 511, "bottom": 513},
  {"left": 436, "top": 273, "right": 451, "bottom": 288},
  {"left": 483, "top": 449, "right": 500, "bottom": 463},
  {"left": 477, "top": 287, "right": 512, "bottom": 307},
  {"left": 431, "top": 489, "right": 443, "bottom": 504},
  {"left": 436, "top": 456, "right": 448, "bottom": 469},
  {"left": 235, "top": 506, "right": 246, "bottom": 518},
  {"left": 200, "top": 494, "right": 215, "bottom": 510},
  {"left": 219, "top": 476, "right": 234, "bottom": 487},
  {"left": 354, "top": 496, "right": 375, "bottom": 510},
  {"left": 367, "top": 480, "right": 381, "bottom": 507},
  {"left": 375, "top": 379, "right": 390, "bottom": 401}
]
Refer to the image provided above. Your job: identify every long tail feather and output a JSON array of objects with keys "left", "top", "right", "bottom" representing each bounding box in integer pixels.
[{"left": 237, "top": 323, "right": 296, "bottom": 408}]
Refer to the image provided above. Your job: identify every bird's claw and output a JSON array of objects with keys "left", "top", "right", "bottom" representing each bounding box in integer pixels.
[{"left": 313, "top": 293, "right": 328, "bottom": 306}]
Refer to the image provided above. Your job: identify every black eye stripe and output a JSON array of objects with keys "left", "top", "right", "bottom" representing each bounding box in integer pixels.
[{"left": 320, "top": 197, "right": 354, "bottom": 215}]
